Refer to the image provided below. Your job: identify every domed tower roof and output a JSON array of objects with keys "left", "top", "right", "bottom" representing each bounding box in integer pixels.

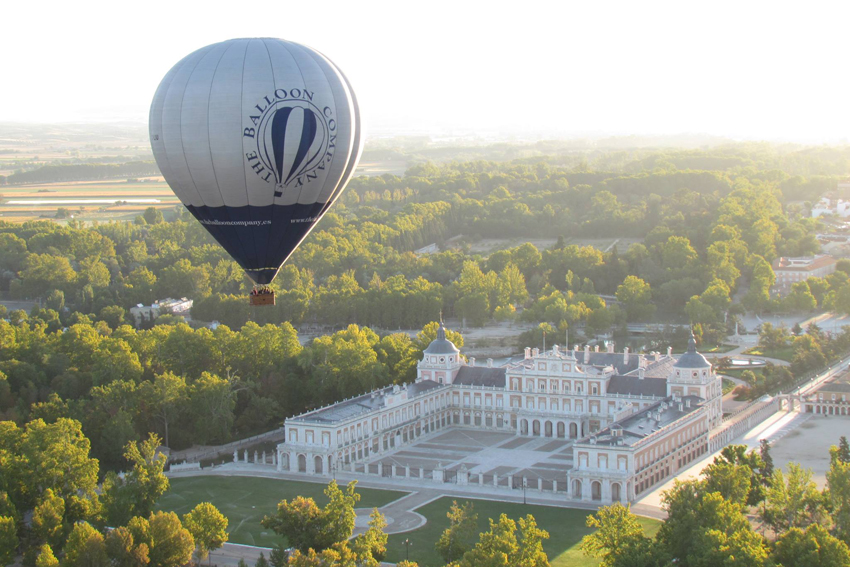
[
  {"left": 424, "top": 322, "right": 460, "bottom": 355},
  {"left": 674, "top": 331, "right": 711, "bottom": 368}
]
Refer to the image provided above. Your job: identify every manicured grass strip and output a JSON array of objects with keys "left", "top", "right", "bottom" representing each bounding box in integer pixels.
[
  {"left": 384, "top": 497, "right": 660, "bottom": 567},
  {"left": 743, "top": 346, "right": 795, "bottom": 362},
  {"left": 156, "top": 476, "right": 408, "bottom": 549}
]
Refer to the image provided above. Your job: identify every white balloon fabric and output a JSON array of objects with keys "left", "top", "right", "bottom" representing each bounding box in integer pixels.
[{"left": 150, "top": 38, "right": 362, "bottom": 284}]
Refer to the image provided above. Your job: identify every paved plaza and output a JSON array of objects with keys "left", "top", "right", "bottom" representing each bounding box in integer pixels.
[{"left": 353, "top": 428, "right": 575, "bottom": 491}]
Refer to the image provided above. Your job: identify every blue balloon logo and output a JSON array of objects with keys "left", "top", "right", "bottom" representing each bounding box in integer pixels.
[{"left": 254, "top": 97, "right": 330, "bottom": 196}]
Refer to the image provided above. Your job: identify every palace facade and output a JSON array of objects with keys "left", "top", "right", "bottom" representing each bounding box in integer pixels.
[{"left": 276, "top": 324, "right": 722, "bottom": 503}]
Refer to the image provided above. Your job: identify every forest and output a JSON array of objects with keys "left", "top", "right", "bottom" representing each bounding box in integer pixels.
[{"left": 1, "top": 143, "right": 850, "bottom": 464}]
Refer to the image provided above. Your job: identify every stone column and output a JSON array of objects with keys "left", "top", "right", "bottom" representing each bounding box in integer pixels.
[
  {"left": 507, "top": 474, "right": 514, "bottom": 489},
  {"left": 276, "top": 451, "right": 282, "bottom": 472},
  {"left": 538, "top": 478, "right": 543, "bottom": 491},
  {"left": 378, "top": 463, "right": 383, "bottom": 477},
  {"left": 233, "top": 450, "right": 239, "bottom": 463},
  {"left": 254, "top": 450, "right": 258, "bottom": 464},
  {"left": 479, "top": 474, "right": 484, "bottom": 486},
  {"left": 405, "top": 465, "right": 410, "bottom": 479},
  {"left": 243, "top": 449, "right": 248, "bottom": 463},
  {"left": 419, "top": 467, "right": 424, "bottom": 479},
  {"left": 552, "top": 480, "right": 558, "bottom": 493},
  {"left": 493, "top": 474, "right": 499, "bottom": 487}
]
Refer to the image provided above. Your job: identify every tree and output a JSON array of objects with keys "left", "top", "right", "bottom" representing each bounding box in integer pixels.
[
  {"left": 838, "top": 436, "right": 850, "bottom": 464},
  {"left": 827, "top": 445, "right": 850, "bottom": 545},
  {"left": 4, "top": 419, "right": 99, "bottom": 521},
  {"left": 188, "top": 372, "right": 236, "bottom": 445},
  {"left": 140, "top": 373, "right": 187, "bottom": 448},
  {"left": 657, "top": 480, "right": 768, "bottom": 566},
  {"left": 35, "top": 544, "right": 59, "bottom": 567},
  {"left": 760, "top": 439, "right": 775, "bottom": 482},
  {"left": 702, "top": 460, "right": 752, "bottom": 505},
  {"left": 32, "top": 489, "right": 66, "bottom": 549},
  {"left": 255, "top": 553, "right": 270, "bottom": 567},
  {"left": 772, "top": 524, "right": 850, "bottom": 567},
  {"left": 350, "top": 509, "right": 387, "bottom": 566},
  {"left": 19, "top": 253, "right": 78, "bottom": 297},
  {"left": 762, "top": 463, "right": 822, "bottom": 535},
  {"left": 128, "top": 511, "right": 194, "bottom": 567},
  {"left": 435, "top": 500, "right": 478, "bottom": 563},
  {"left": 0, "top": 516, "right": 16, "bottom": 567},
  {"left": 759, "top": 322, "right": 790, "bottom": 351},
  {"left": 104, "top": 526, "right": 150, "bottom": 567},
  {"left": 580, "top": 504, "right": 659, "bottom": 567},
  {"left": 262, "top": 481, "right": 360, "bottom": 553},
  {"left": 102, "top": 434, "right": 169, "bottom": 526},
  {"left": 183, "top": 502, "right": 228, "bottom": 564},
  {"left": 63, "top": 521, "right": 108, "bottom": 567},
  {"left": 143, "top": 207, "right": 164, "bottom": 225},
  {"left": 615, "top": 276, "right": 655, "bottom": 321},
  {"left": 457, "top": 513, "right": 549, "bottom": 567}
]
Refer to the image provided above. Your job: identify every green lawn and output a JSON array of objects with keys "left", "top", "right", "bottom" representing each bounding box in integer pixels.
[
  {"left": 384, "top": 497, "right": 661, "bottom": 567},
  {"left": 743, "top": 346, "right": 795, "bottom": 362},
  {"left": 721, "top": 377, "right": 736, "bottom": 395},
  {"left": 156, "top": 476, "right": 407, "bottom": 549}
]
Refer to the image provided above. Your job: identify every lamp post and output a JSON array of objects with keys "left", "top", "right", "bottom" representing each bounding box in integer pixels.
[
  {"left": 402, "top": 538, "right": 413, "bottom": 562},
  {"left": 523, "top": 477, "right": 527, "bottom": 505}
]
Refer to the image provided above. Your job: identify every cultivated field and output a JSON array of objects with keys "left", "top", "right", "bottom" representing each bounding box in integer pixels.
[{"left": 0, "top": 178, "right": 179, "bottom": 222}]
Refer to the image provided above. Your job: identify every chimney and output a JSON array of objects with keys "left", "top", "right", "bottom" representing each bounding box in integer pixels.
[
  {"left": 623, "top": 347, "right": 630, "bottom": 365},
  {"left": 595, "top": 345, "right": 600, "bottom": 352},
  {"left": 607, "top": 342, "right": 615, "bottom": 353},
  {"left": 470, "top": 358, "right": 476, "bottom": 367},
  {"left": 678, "top": 402, "right": 684, "bottom": 411},
  {"left": 487, "top": 358, "right": 493, "bottom": 368},
  {"left": 532, "top": 348, "right": 539, "bottom": 357},
  {"left": 524, "top": 347, "right": 531, "bottom": 359},
  {"left": 667, "top": 346, "right": 673, "bottom": 357},
  {"left": 685, "top": 399, "right": 691, "bottom": 408},
  {"left": 584, "top": 345, "right": 590, "bottom": 364},
  {"left": 638, "top": 367, "right": 645, "bottom": 380}
]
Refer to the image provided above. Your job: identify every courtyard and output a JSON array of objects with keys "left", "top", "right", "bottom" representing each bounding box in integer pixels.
[
  {"left": 352, "top": 427, "right": 576, "bottom": 492},
  {"left": 769, "top": 413, "right": 850, "bottom": 487}
]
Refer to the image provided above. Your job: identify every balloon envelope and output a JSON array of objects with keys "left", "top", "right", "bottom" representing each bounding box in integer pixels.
[{"left": 149, "top": 38, "right": 362, "bottom": 284}]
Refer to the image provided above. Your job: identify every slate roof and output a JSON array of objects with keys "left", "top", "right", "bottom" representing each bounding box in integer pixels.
[
  {"left": 583, "top": 352, "right": 641, "bottom": 374},
  {"left": 424, "top": 323, "right": 460, "bottom": 355},
  {"left": 453, "top": 366, "right": 507, "bottom": 388},
  {"left": 581, "top": 395, "right": 704, "bottom": 447},
  {"left": 295, "top": 380, "right": 445, "bottom": 424},
  {"left": 674, "top": 333, "right": 711, "bottom": 368},
  {"left": 606, "top": 376, "right": 668, "bottom": 397}
]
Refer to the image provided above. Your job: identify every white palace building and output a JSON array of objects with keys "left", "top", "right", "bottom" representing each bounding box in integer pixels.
[{"left": 276, "top": 324, "right": 723, "bottom": 503}]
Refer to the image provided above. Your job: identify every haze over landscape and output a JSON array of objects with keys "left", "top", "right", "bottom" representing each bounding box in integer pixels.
[
  {"left": 3, "top": 2, "right": 850, "bottom": 567},
  {"left": 3, "top": 0, "right": 850, "bottom": 142}
]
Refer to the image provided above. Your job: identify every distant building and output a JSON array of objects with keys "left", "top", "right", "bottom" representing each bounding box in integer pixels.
[
  {"left": 772, "top": 255, "right": 837, "bottom": 287},
  {"left": 811, "top": 197, "right": 850, "bottom": 218},
  {"left": 130, "top": 297, "right": 193, "bottom": 326},
  {"left": 414, "top": 243, "right": 439, "bottom": 255},
  {"left": 276, "top": 325, "right": 722, "bottom": 504},
  {"left": 802, "top": 374, "right": 850, "bottom": 416}
]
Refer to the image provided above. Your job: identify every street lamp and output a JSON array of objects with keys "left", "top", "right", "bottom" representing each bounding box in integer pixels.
[{"left": 402, "top": 538, "right": 413, "bottom": 562}]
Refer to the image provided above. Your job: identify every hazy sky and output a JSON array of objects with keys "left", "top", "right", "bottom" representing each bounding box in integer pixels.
[{"left": 3, "top": 0, "right": 848, "bottom": 142}]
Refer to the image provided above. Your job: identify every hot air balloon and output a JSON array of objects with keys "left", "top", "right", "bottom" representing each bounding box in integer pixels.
[{"left": 149, "top": 38, "right": 362, "bottom": 305}]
